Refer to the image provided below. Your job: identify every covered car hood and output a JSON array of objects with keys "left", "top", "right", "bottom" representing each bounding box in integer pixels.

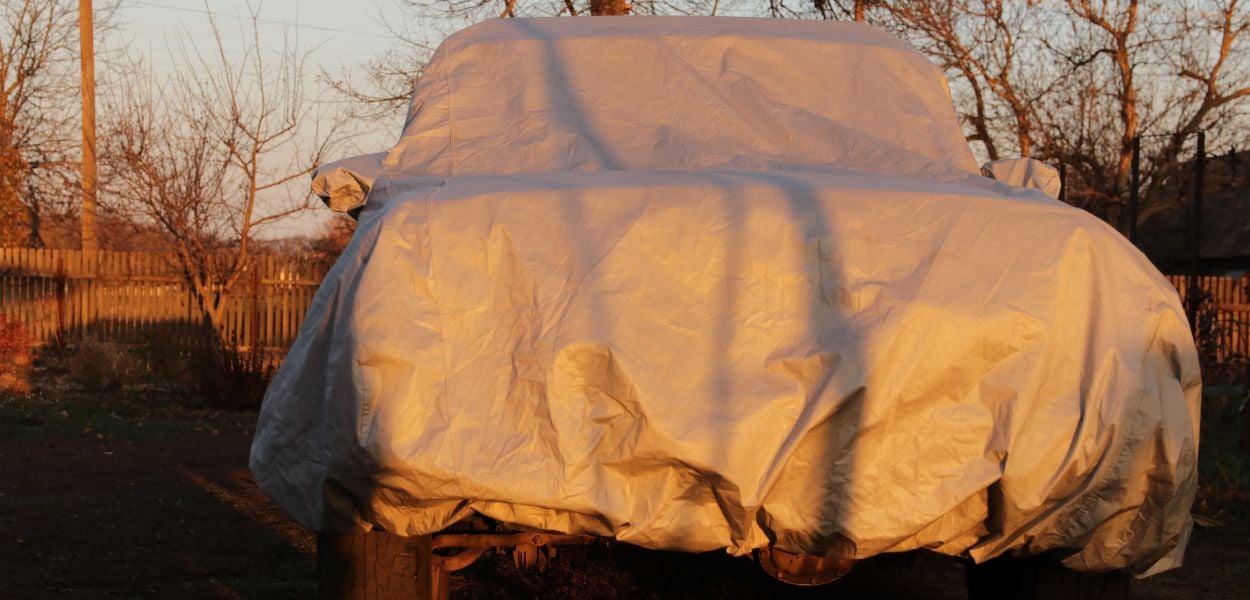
[{"left": 255, "top": 18, "right": 1200, "bottom": 577}]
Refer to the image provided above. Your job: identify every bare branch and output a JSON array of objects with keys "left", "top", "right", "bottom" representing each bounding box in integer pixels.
[{"left": 100, "top": 7, "right": 345, "bottom": 339}]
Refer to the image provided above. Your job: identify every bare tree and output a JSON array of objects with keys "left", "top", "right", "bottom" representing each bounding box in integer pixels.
[
  {"left": 865, "top": 1, "right": 1250, "bottom": 226},
  {"left": 327, "top": 0, "right": 731, "bottom": 124},
  {"left": 439, "top": 0, "right": 662, "bottom": 18},
  {"left": 0, "top": 0, "right": 117, "bottom": 247},
  {"left": 303, "top": 213, "right": 357, "bottom": 274},
  {"left": 103, "top": 10, "right": 341, "bottom": 338},
  {"left": 1149, "top": 1, "right": 1250, "bottom": 186},
  {"left": 1040, "top": 0, "right": 1148, "bottom": 215},
  {"left": 877, "top": 1, "right": 1048, "bottom": 161},
  {"left": 320, "top": 14, "right": 435, "bottom": 125},
  {"left": 1040, "top": 0, "right": 1250, "bottom": 224}
]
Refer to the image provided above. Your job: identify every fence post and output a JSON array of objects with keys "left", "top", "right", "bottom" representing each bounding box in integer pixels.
[
  {"left": 1129, "top": 136, "right": 1140, "bottom": 245},
  {"left": 1058, "top": 163, "right": 1067, "bottom": 203},
  {"left": 1187, "top": 132, "right": 1205, "bottom": 333},
  {"left": 55, "top": 257, "right": 67, "bottom": 352},
  {"left": 251, "top": 263, "right": 261, "bottom": 354}
]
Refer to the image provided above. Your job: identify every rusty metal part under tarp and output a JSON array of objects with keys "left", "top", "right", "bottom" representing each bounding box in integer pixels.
[
  {"left": 317, "top": 528, "right": 602, "bottom": 600},
  {"left": 434, "top": 530, "right": 863, "bottom": 587},
  {"left": 757, "top": 539, "right": 858, "bottom": 586},
  {"left": 320, "top": 527, "right": 865, "bottom": 599}
]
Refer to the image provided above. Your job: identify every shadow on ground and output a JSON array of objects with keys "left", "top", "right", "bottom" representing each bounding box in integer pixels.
[{"left": 0, "top": 391, "right": 1245, "bottom": 599}]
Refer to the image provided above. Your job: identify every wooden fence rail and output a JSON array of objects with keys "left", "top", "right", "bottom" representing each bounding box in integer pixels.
[
  {"left": 0, "top": 248, "right": 326, "bottom": 357},
  {"left": 2, "top": 248, "right": 1248, "bottom": 365}
]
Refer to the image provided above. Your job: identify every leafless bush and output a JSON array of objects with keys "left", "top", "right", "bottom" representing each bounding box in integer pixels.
[
  {"left": 192, "top": 340, "right": 274, "bottom": 412},
  {"left": 66, "top": 337, "right": 149, "bottom": 395}
]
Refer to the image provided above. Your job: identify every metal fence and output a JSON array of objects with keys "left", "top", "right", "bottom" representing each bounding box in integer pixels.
[{"left": 0, "top": 248, "right": 325, "bottom": 357}]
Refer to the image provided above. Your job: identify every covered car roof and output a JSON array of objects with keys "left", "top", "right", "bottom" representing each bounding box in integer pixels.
[{"left": 387, "top": 17, "right": 980, "bottom": 180}]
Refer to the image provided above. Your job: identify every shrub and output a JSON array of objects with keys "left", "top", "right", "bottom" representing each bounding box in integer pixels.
[
  {"left": 133, "top": 326, "right": 274, "bottom": 410},
  {"left": 191, "top": 336, "right": 274, "bottom": 411},
  {"left": 0, "top": 315, "right": 32, "bottom": 396},
  {"left": 136, "top": 323, "right": 203, "bottom": 395},
  {"left": 66, "top": 337, "right": 150, "bottom": 396}
]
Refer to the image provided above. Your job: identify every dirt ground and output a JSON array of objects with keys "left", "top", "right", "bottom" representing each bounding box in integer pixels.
[{"left": 1, "top": 392, "right": 1247, "bottom": 599}]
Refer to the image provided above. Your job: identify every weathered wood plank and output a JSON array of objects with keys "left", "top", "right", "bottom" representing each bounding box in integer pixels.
[
  {"left": 0, "top": 248, "right": 331, "bottom": 360},
  {"left": 7, "top": 247, "right": 1240, "bottom": 363}
]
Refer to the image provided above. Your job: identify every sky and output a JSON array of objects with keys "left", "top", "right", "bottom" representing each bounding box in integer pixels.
[{"left": 108, "top": 0, "right": 419, "bottom": 239}]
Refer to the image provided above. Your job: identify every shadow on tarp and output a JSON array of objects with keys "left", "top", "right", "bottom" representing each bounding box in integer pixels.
[
  {"left": 312, "top": 18, "right": 963, "bottom": 595},
  {"left": 512, "top": 17, "right": 871, "bottom": 565}
]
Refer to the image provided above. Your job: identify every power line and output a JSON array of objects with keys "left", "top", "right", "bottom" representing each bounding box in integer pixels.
[
  {"left": 133, "top": 1, "right": 388, "bottom": 38},
  {"left": 144, "top": 44, "right": 383, "bottom": 56}
]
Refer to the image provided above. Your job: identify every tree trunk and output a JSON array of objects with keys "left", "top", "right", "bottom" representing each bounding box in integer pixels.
[
  {"left": 590, "top": 0, "right": 630, "bottom": 15},
  {"left": 187, "top": 276, "right": 230, "bottom": 344},
  {"left": 24, "top": 200, "right": 44, "bottom": 248}
]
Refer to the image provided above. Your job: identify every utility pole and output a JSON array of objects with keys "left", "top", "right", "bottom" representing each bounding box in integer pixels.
[{"left": 79, "top": 0, "right": 99, "bottom": 253}]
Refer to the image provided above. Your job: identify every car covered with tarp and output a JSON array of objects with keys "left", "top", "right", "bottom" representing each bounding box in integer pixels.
[{"left": 251, "top": 16, "right": 1200, "bottom": 594}]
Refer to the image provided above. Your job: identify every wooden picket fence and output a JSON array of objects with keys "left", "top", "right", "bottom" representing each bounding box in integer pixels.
[
  {"left": 2, "top": 247, "right": 1247, "bottom": 365},
  {"left": 1167, "top": 274, "right": 1250, "bottom": 362},
  {"left": 0, "top": 248, "right": 326, "bottom": 358}
]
